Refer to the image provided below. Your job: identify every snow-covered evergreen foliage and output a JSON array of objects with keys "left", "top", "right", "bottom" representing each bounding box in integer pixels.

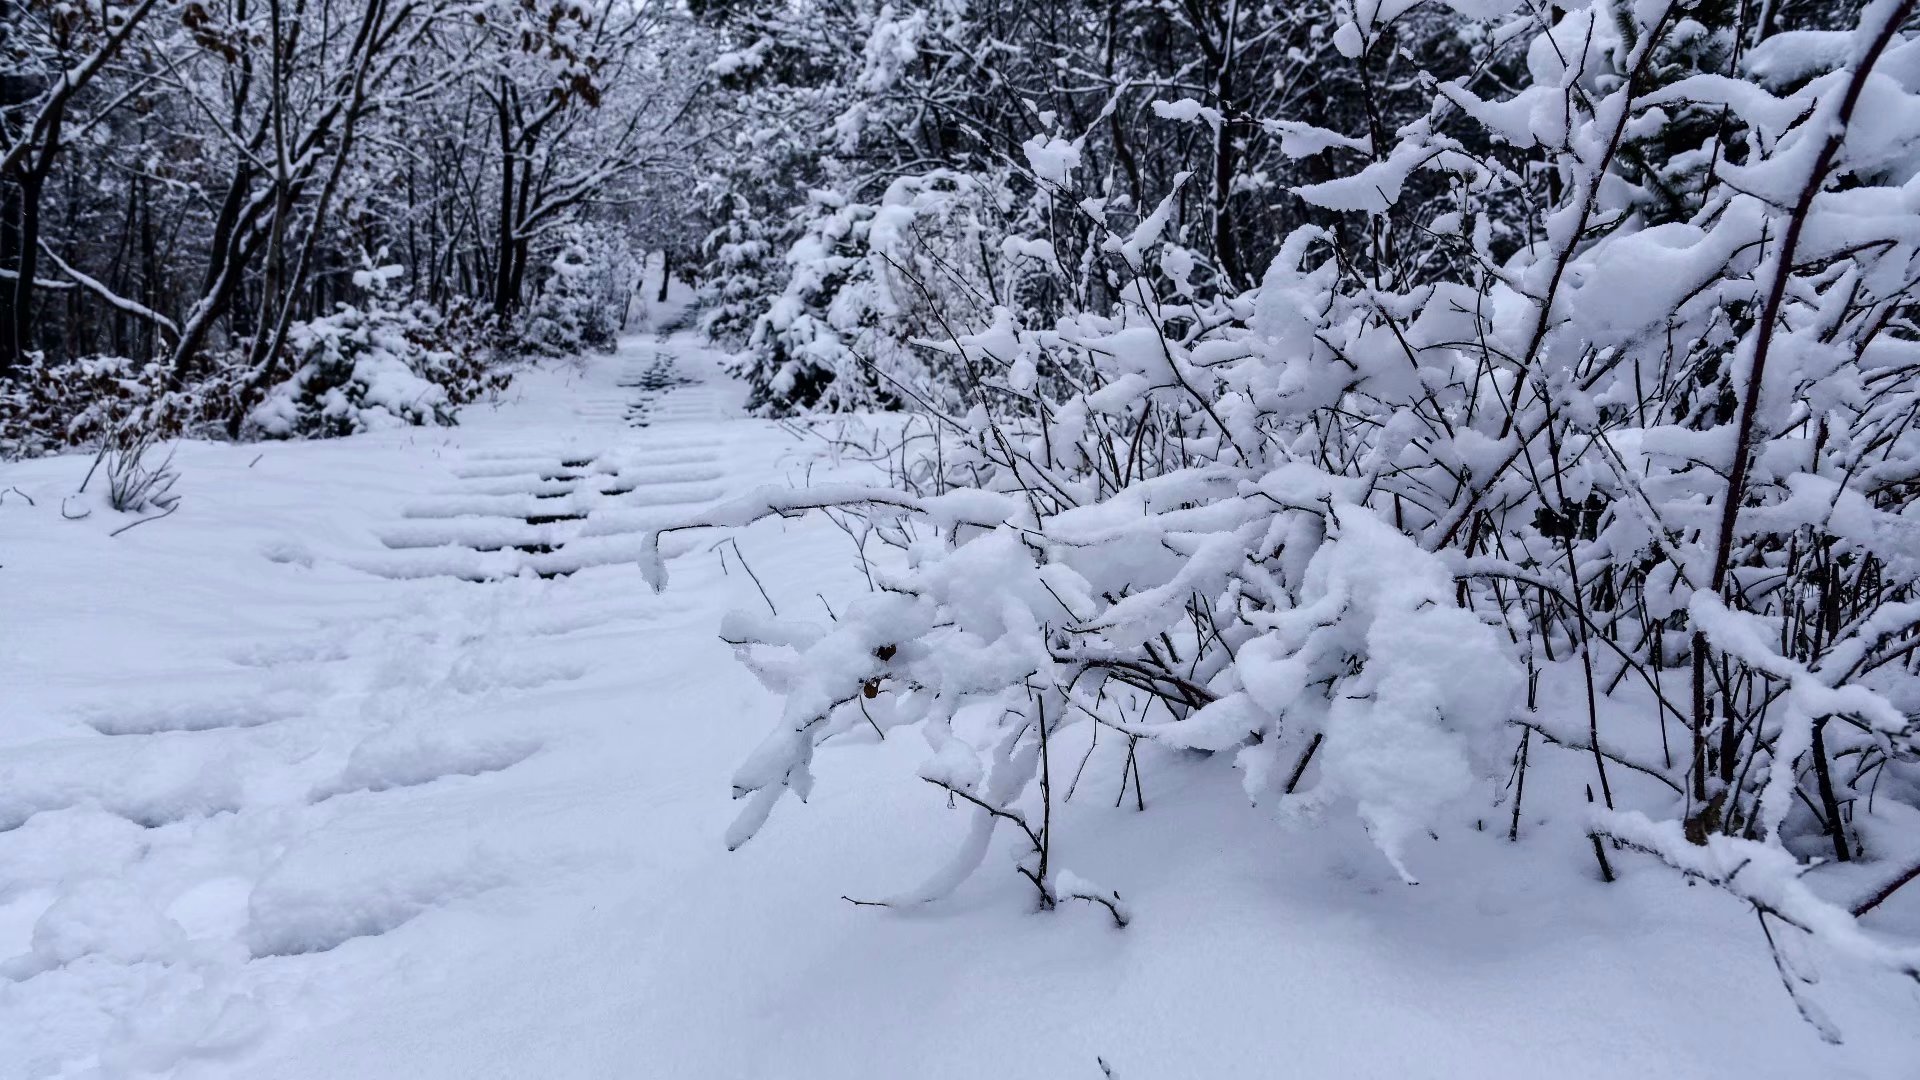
[
  {"left": 248, "top": 297, "right": 505, "bottom": 438},
  {"left": 735, "top": 173, "right": 994, "bottom": 413},
  {"left": 520, "top": 233, "right": 641, "bottom": 359}
]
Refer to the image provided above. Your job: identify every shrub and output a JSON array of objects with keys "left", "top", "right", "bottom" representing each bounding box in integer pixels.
[
  {"left": 0, "top": 354, "right": 219, "bottom": 460},
  {"left": 247, "top": 299, "right": 505, "bottom": 439},
  {"left": 653, "top": 0, "right": 1920, "bottom": 1039}
]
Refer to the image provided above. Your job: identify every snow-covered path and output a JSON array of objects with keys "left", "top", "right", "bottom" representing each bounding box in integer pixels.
[
  {"left": 1, "top": 334, "right": 864, "bottom": 1076},
  {"left": 4, "top": 335, "right": 1917, "bottom": 1079}
]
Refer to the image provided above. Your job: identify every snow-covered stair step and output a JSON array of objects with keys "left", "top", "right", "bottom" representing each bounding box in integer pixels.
[
  {"left": 401, "top": 492, "right": 596, "bottom": 520},
  {"left": 354, "top": 531, "right": 700, "bottom": 582},
  {"left": 380, "top": 502, "right": 709, "bottom": 552},
  {"left": 612, "top": 435, "right": 726, "bottom": 454},
  {"left": 598, "top": 447, "right": 720, "bottom": 468},
  {"left": 602, "top": 461, "right": 727, "bottom": 486},
  {"left": 451, "top": 459, "right": 613, "bottom": 481},
  {"left": 447, "top": 475, "right": 586, "bottom": 498},
  {"left": 590, "top": 481, "right": 728, "bottom": 510},
  {"left": 377, "top": 518, "right": 570, "bottom": 552},
  {"left": 463, "top": 447, "right": 610, "bottom": 463},
  {"left": 399, "top": 475, "right": 725, "bottom": 523}
]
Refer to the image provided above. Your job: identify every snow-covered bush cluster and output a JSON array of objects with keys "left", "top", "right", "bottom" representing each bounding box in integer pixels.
[
  {"left": 666, "top": 0, "right": 1920, "bottom": 1032},
  {"left": 248, "top": 298, "right": 505, "bottom": 439},
  {"left": 2, "top": 294, "right": 509, "bottom": 455},
  {"left": 0, "top": 354, "right": 209, "bottom": 459}
]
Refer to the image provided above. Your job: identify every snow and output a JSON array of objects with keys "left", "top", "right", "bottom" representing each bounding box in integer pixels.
[
  {"left": 1150, "top": 98, "right": 1223, "bottom": 133},
  {"left": 3, "top": 332, "right": 1918, "bottom": 1078},
  {"left": 706, "top": 37, "right": 769, "bottom": 77},
  {"left": 1022, "top": 135, "right": 1081, "bottom": 186}
]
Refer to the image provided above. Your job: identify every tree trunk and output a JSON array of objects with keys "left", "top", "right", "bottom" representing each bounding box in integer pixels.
[
  {"left": 492, "top": 79, "right": 517, "bottom": 324},
  {"left": 9, "top": 158, "right": 50, "bottom": 367},
  {"left": 0, "top": 178, "right": 21, "bottom": 374},
  {"left": 4, "top": 83, "right": 61, "bottom": 369}
]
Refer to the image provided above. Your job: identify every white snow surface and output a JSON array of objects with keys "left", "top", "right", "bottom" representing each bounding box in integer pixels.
[{"left": 3, "top": 333, "right": 1917, "bottom": 1078}]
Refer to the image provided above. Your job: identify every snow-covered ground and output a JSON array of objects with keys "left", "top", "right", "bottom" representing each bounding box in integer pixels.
[{"left": 4, "top": 333, "right": 1916, "bottom": 1079}]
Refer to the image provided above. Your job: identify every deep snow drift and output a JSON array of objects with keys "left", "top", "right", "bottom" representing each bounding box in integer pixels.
[{"left": 3, "top": 334, "right": 1916, "bottom": 1079}]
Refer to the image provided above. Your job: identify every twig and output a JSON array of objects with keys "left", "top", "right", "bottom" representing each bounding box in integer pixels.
[
  {"left": 1284, "top": 732, "right": 1324, "bottom": 795},
  {"left": 109, "top": 502, "right": 179, "bottom": 537},
  {"left": 1061, "top": 886, "right": 1129, "bottom": 928},
  {"left": 727, "top": 538, "right": 778, "bottom": 615},
  {"left": 1851, "top": 859, "right": 1920, "bottom": 919}
]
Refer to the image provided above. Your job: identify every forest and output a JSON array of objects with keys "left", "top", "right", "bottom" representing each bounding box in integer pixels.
[{"left": 4, "top": 0, "right": 1920, "bottom": 1074}]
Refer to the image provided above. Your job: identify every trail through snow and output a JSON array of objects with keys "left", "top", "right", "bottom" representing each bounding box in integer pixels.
[{"left": 3, "top": 334, "right": 1917, "bottom": 1078}]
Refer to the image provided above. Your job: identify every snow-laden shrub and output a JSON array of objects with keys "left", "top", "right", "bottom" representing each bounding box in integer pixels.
[
  {"left": 651, "top": 0, "right": 1920, "bottom": 1034},
  {"left": 248, "top": 300, "right": 501, "bottom": 439},
  {"left": 3, "top": 299, "right": 505, "bottom": 454},
  {"left": 0, "top": 354, "right": 227, "bottom": 459},
  {"left": 646, "top": 470, "right": 1522, "bottom": 897}
]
